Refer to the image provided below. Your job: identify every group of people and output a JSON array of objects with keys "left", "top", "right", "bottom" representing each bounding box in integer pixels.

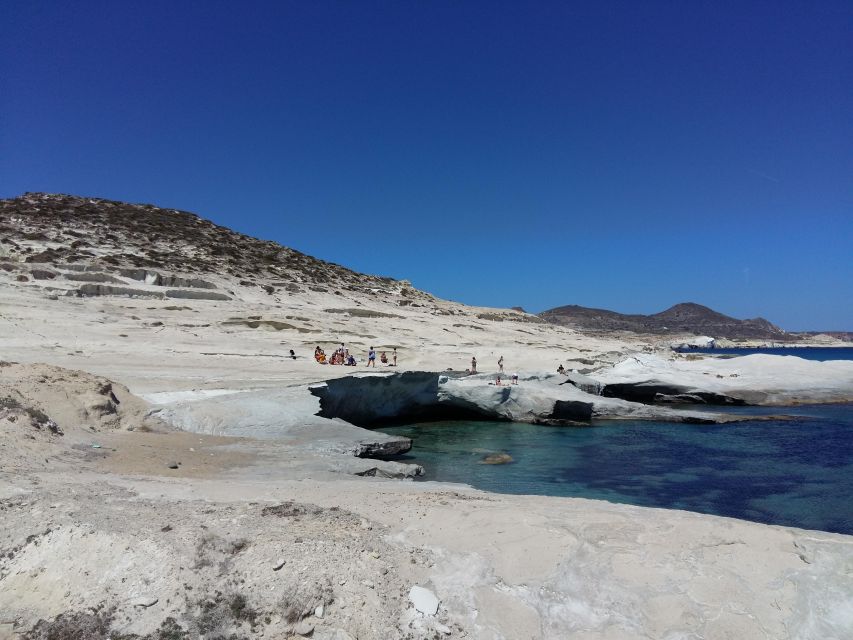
[
  {"left": 495, "top": 373, "right": 519, "bottom": 385},
  {"left": 314, "top": 344, "right": 357, "bottom": 366},
  {"left": 365, "top": 347, "right": 397, "bottom": 367},
  {"left": 314, "top": 343, "right": 397, "bottom": 367},
  {"left": 469, "top": 355, "right": 519, "bottom": 386}
]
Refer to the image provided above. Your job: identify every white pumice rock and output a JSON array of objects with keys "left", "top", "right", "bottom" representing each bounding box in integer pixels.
[
  {"left": 596, "top": 353, "right": 853, "bottom": 405},
  {"left": 408, "top": 585, "right": 439, "bottom": 616}
]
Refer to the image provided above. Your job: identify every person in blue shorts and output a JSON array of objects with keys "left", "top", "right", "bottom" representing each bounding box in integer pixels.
[{"left": 367, "top": 346, "right": 376, "bottom": 367}]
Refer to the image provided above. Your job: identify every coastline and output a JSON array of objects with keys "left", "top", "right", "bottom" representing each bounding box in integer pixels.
[{"left": 2, "top": 260, "right": 853, "bottom": 638}]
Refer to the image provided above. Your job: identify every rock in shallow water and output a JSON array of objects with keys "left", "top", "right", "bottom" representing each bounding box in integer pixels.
[{"left": 480, "top": 453, "right": 513, "bottom": 465}]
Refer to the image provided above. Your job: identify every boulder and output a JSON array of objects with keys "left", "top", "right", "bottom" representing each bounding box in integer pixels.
[{"left": 353, "top": 462, "right": 423, "bottom": 479}]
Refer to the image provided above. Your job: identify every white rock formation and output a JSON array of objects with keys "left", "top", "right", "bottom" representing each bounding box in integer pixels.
[
  {"left": 309, "top": 370, "right": 753, "bottom": 426},
  {"left": 408, "top": 585, "right": 440, "bottom": 616},
  {"left": 596, "top": 353, "right": 853, "bottom": 405},
  {"left": 671, "top": 335, "right": 716, "bottom": 349}
]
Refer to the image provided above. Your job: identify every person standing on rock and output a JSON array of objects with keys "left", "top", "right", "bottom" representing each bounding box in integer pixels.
[
  {"left": 471, "top": 356, "right": 477, "bottom": 373},
  {"left": 367, "top": 346, "right": 376, "bottom": 367},
  {"left": 498, "top": 356, "right": 504, "bottom": 373},
  {"left": 392, "top": 347, "right": 397, "bottom": 367}
]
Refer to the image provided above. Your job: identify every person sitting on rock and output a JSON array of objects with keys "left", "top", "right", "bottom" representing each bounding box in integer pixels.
[
  {"left": 495, "top": 376, "right": 502, "bottom": 386},
  {"left": 511, "top": 372, "right": 519, "bottom": 385},
  {"left": 289, "top": 349, "right": 296, "bottom": 360},
  {"left": 380, "top": 351, "right": 388, "bottom": 365},
  {"left": 557, "top": 364, "right": 565, "bottom": 374},
  {"left": 346, "top": 354, "right": 356, "bottom": 366}
]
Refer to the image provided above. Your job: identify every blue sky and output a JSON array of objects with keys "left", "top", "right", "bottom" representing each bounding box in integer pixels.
[{"left": 2, "top": 1, "right": 851, "bottom": 330}]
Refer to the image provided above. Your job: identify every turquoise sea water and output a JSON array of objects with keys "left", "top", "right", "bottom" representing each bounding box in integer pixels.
[
  {"left": 381, "top": 403, "right": 853, "bottom": 534},
  {"left": 674, "top": 346, "right": 853, "bottom": 360}
]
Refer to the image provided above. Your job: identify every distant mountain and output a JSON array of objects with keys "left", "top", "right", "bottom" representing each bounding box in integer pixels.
[{"left": 539, "top": 302, "right": 788, "bottom": 340}]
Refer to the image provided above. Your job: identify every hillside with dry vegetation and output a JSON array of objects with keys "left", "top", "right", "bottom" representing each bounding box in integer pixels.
[{"left": 0, "top": 192, "right": 416, "bottom": 301}]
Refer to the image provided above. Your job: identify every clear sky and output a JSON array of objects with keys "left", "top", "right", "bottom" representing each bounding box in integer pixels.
[{"left": 2, "top": 1, "right": 851, "bottom": 330}]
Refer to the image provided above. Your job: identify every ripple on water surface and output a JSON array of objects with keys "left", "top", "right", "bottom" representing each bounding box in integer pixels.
[{"left": 380, "top": 404, "right": 853, "bottom": 535}]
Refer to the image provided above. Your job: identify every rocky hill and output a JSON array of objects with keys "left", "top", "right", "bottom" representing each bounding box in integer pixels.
[
  {"left": 795, "top": 331, "right": 853, "bottom": 343},
  {"left": 0, "top": 192, "right": 425, "bottom": 302},
  {"left": 539, "top": 302, "right": 788, "bottom": 340}
]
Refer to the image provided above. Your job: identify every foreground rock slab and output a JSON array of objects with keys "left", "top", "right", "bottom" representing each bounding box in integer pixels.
[{"left": 2, "top": 469, "right": 852, "bottom": 640}]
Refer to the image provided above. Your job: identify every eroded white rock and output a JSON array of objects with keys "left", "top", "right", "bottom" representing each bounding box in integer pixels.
[{"left": 409, "top": 585, "right": 439, "bottom": 615}]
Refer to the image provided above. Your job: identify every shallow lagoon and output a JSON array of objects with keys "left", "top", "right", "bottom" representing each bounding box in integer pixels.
[{"left": 381, "top": 404, "right": 853, "bottom": 534}]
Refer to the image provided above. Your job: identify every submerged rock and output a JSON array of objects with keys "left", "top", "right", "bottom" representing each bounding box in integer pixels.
[{"left": 480, "top": 453, "right": 513, "bottom": 465}]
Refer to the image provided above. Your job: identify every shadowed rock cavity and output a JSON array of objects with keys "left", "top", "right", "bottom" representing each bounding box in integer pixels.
[
  {"left": 550, "top": 400, "right": 594, "bottom": 421},
  {"left": 77, "top": 284, "right": 165, "bottom": 299},
  {"left": 119, "top": 268, "right": 218, "bottom": 289},
  {"left": 75, "top": 284, "right": 230, "bottom": 301},
  {"left": 602, "top": 382, "right": 746, "bottom": 406},
  {"left": 311, "top": 372, "right": 497, "bottom": 427}
]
